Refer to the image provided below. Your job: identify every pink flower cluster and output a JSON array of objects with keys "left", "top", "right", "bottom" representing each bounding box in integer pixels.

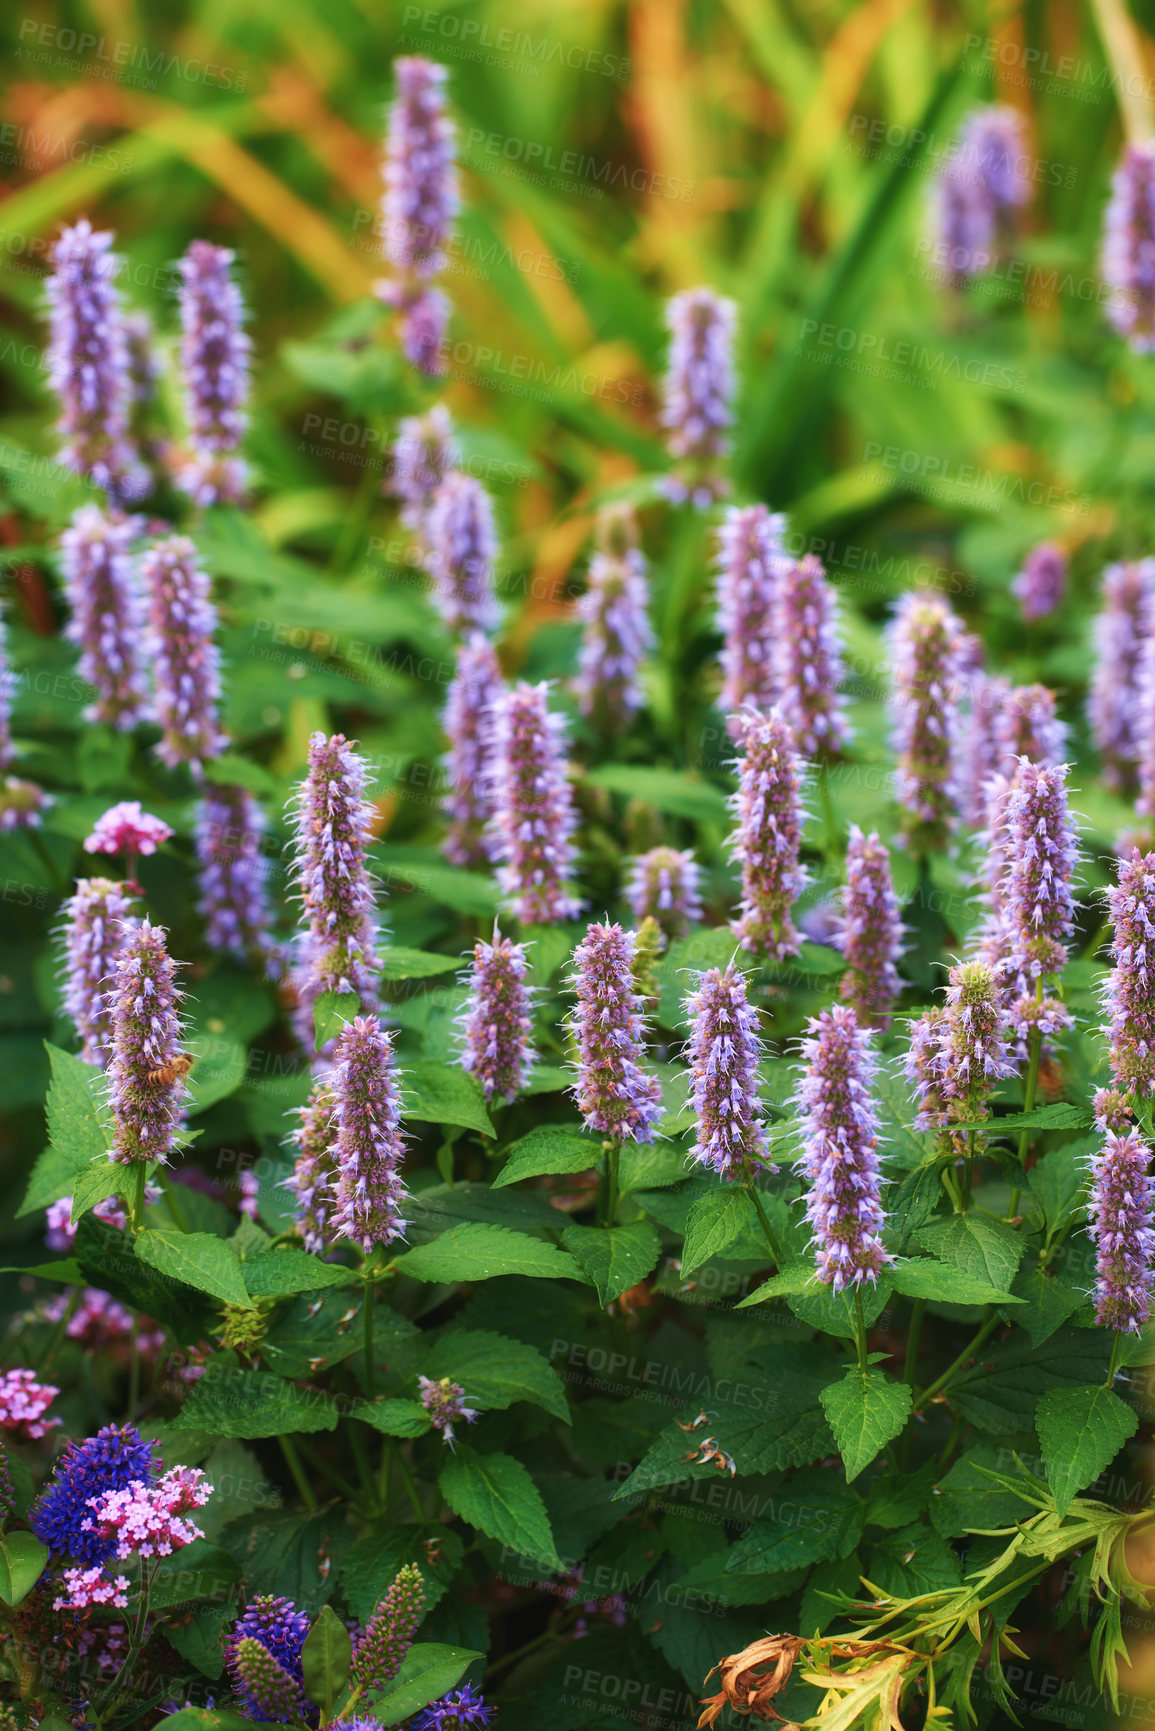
[
  {"left": 0, "top": 1368, "right": 61, "bottom": 1440},
  {"left": 83, "top": 1465, "right": 211, "bottom": 1560}
]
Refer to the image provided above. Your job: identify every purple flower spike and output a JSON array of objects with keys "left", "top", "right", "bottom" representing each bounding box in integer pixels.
[
  {"left": 491, "top": 682, "right": 581, "bottom": 924},
  {"left": 45, "top": 218, "right": 147, "bottom": 501},
  {"left": 391, "top": 404, "right": 456, "bottom": 547},
  {"left": 289, "top": 731, "right": 383, "bottom": 1026},
  {"left": 904, "top": 1007, "right": 949, "bottom": 1132},
  {"left": 683, "top": 962, "right": 769, "bottom": 1181},
  {"left": 195, "top": 786, "right": 282, "bottom": 978},
  {"left": 175, "top": 240, "right": 251, "bottom": 507},
  {"left": 60, "top": 877, "right": 138, "bottom": 1066},
  {"left": 889, "top": 592, "right": 966, "bottom": 848},
  {"left": 1103, "top": 849, "right": 1155, "bottom": 1100},
  {"left": 377, "top": 58, "right": 458, "bottom": 373},
  {"left": 140, "top": 535, "right": 226, "bottom": 770},
  {"left": 625, "top": 846, "right": 702, "bottom": 939},
  {"left": 933, "top": 106, "right": 1030, "bottom": 283},
  {"left": 229, "top": 1637, "right": 310, "bottom": 1724},
  {"left": 30, "top": 1422, "right": 158, "bottom": 1564},
  {"left": 728, "top": 705, "right": 807, "bottom": 960},
  {"left": 715, "top": 503, "right": 786, "bottom": 721},
  {"left": 107, "top": 919, "right": 188, "bottom": 1165},
  {"left": 1090, "top": 559, "right": 1154, "bottom": 793},
  {"left": 459, "top": 926, "right": 534, "bottom": 1104},
  {"left": 286, "top": 1079, "right": 338, "bottom": 1255},
  {"left": 60, "top": 506, "right": 149, "bottom": 731},
  {"left": 417, "top": 1374, "right": 478, "bottom": 1449},
  {"left": 1102, "top": 141, "right": 1155, "bottom": 353},
  {"left": 1088, "top": 1128, "right": 1155, "bottom": 1333},
  {"left": 661, "top": 287, "right": 736, "bottom": 508},
  {"left": 226, "top": 1596, "right": 312, "bottom": 1724},
  {"left": 1135, "top": 637, "right": 1155, "bottom": 827},
  {"left": 1002, "top": 758, "right": 1079, "bottom": 990},
  {"left": 993, "top": 683, "right": 1065, "bottom": 772},
  {"left": 332, "top": 1015, "right": 408, "bottom": 1251},
  {"left": 958, "top": 674, "right": 1010, "bottom": 828},
  {"left": 442, "top": 633, "right": 503, "bottom": 867},
  {"left": 0, "top": 604, "right": 15, "bottom": 772},
  {"left": 775, "top": 553, "right": 849, "bottom": 757},
  {"left": 794, "top": 1005, "right": 891, "bottom": 1290},
  {"left": 412, "top": 1683, "right": 494, "bottom": 1731},
  {"left": 353, "top": 1563, "right": 426, "bottom": 1690},
  {"left": 1012, "top": 542, "right": 1066, "bottom": 622},
  {"left": 575, "top": 503, "right": 652, "bottom": 731},
  {"left": 834, "top": 827, "right": 903, "bottom": 1029},
  {"left": 937, "top": 959, "right": 1016, "bottom": 1123},
  {"left": 568, "top": 922, "right": 663, "bottom": 1142},
  {"left": 427, "top": 472, "right": 499, "bottom": 635}
]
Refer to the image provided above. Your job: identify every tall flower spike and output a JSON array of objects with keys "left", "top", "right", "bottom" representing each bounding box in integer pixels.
[
  {"left": 568, "top": 922, "right": 663, "bottom": 1141},
  {"left": 1088, "top": 1129, "right": 1155, "bottom": 1333},
  {"left": 683, "top": 963, "right": 769, "bottom": 1181},
  {"left": 575, "top": 503, "right": 652, "bottom": 731},
  {"left": 391, "top": 404, "right": 456, "bottom": 547},
  {"left": 377, "top": 57, "right": 458, "bottom": 372},
  {"left": 775, "top": 553, "right": 849, "bottom": 757},
  {"left": 286, "top": 1079, "right": 338, "bottom": 1255},
  {"left": 60, "top": 877, "right": 137, "bottom": 1065},
  {"left": 175, "top": 240, "right": 251, "bottom": 506},
  {"left": 958, "top": 675, "right": 1010, "bottom": 828},
  {"left": 353, "top": 1563, "right": 426, "bottom": 1691},
  {"left": 427, "top": 473, "right": 499, "bottom": 635},
  {"left": 107, "top": 919, "right": 188, "bottom": 1165},
  {"left": 1103, "top": 849, "right": 1155, "bottom": 1099},
  {"left": 715, "top": 504, "right": 787, "bottom": 722},
  {"left": 60, "top": 506, "right": 149, "bottom": 731},
  {"left": 728, "top": 705, "right": 807, "bottom": 960},
  {"left": 30, "top": 1423, "right": 158, "bottom": 1564},
  {"left": 794, "top": 1005, "right": 891, "bottom": 1289},
  {"left": 229, "top": 1637, "right": 311, "bottom": 1724},
  {"left": 289, "top": 732, "right": 383, "bottom": 1032},
  {"left": 226, "top": 1596, "right": 312, "bottom": 1725},
  {"left": 936, "top": 959, "right": 1017, "bottom": 1124},
  {"left": 625, "top": 846, "right": 702, "bottom": 939},
  {"left": 903, "top": 1006, "right": 949, "bottom": 1131},
  {"left": 932, "top": 106, "right": 1030, "bottom": 283},
  {"left": 45, "top": 218, "right": 146, "bottom": 500},
  {"left": 0, "top": 604, "right": 14, "bottom": 771},
  {"left": 459, "top": 927, "right": 534, "bottom": 1104},
  {"left": 1012, "top": 542, "right": 1066, "bottom": 622},
  {"left": 889, "top": 592, "right": 966, "bottom": 848},
  {"left": 491, "top": 682, "right": 581, "bottom": 923},
  {"left": 834, "top": 827, "right": 903, "bottom": 1029},
  {"left": 1090, "top": 559, "right": 1154, "bottom": 793},
  {"left": 661, "top": 286, "right": 736, "bottom": 508},
  {"left": 1136, "top": 636, "right": 1155, "bottom": 827},
  {"left": 141, "top": 535, "right": 226, "bottom": 771},
  {"left": 331, "top": 1016, "right": 408, "bottom": 1251},
  {"left": 195, "top": 786, "right": 282, "bottom": 978},
  {"left": 1102, "top": 141, "right": 1155, "bottom": 353},
  {"left": 442, "top": 633, "right": 502, "bottom": 867},
  {"left": 993, "top": 683, "right": 1065, "bottom": 771},
  {"left": 1001, "top": 758, "right": 1079, "bottom": 991}
]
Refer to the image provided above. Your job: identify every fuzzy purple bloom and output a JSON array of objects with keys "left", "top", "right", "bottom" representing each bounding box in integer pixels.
[
  {"left": 491, "top": 682, "right": 581, "bottom": 923},
  {"left": 661, "top": 287, "right": 736, "bottom": 507},
  {"left": 568, "top": 922, "right": 663, "bottom": 1141},
  {"left": 625, "top": 847, "right": 702, "bottom": 939},
  {"left": 1090, "top": 559, "right": 1154, "bottom": 793},
  {"left": 60, "top": 506, "right": 149, "bottom": 731},
  {"left": 993, "top": 683, "right": 1065, "bottom": 772},
  {"left": 140, "top": 535, "right": 226, "bottom": 770},
  {"left": 1103, "top": 849, "right": 1155, "bottom": 1100},
  {"left": 175, "top": 240, "right": 251, "bottom": 506},
  {"left": 377, "top": 58, "right": 458, "bottom": 372},
  {"left": 889, "top": 593, "right": 966, "bottom": 847},
  {"left": 228, "top": 1638, "right": 310, "bottom": 1724},
  {"left": 391, "top": 404, "right": 456, "bottom": 546},
  {"left": 958, "top": 676, "right": 1010, "bottom": 828},
  {"left": 727, "top": 705, "right": 807, "bottom": 960},
  {"left": 331, "top": 1015, "right": 408, "bottom": 1251},
  {"left": 417, "top": 1374, "right": 478, "bottom": 1448},
  {"left": 353, "top": 1563, "right": 426, "bottom": 1690},
  {"left": 933, "top": 106, "right": 1030, "bottom": 283},
  {"left": 682, "top": 962, "right": 769, "bottom": 1181},
  {"left": 794, "top": 1005, "right": 890, "bottom": 1289},
  {"left": 1102, "top": 141, "right": 1155, "bottom": 352},
  {"left": 575, "top": 504, "right": 652, "bottom": 730},
  {"left": 1001, "top": 758, "right": 1079, "bottom": 990},
  {"left": 107, "top": 919, "right": 189, "bottom": 1165},
  {"left": 30, "top": 1423, "right": 158, "bottom": 1565},
  {"left": 195, "top": 786, "right": 282, "bottom": 978},
  {"left": 427, "top": 472, "right": 499, "bottom": 634},
  {"left": 412, "top": 1683, "right": 494, "bottom": 1731},
  {"left": 936, "top": 959, "right": 1017, "bottom": 1123},
  {"left": 441, "top": 633, "right": 503, "bottom": 867},
  {"left": 459, "top": 927, "right": 534, "bottom": 1104},
  {"left": 715, "top": 503, "right": 786, "bottom": 721},
  {"left": 904, "top": 1006, "right": 949, "bottom": 1132},
  {"left": 774, "top": 553, "right": 849, "bottom": 757},
  {"left": 45, "top": 218, "right": 147, "bottom": 501},
  {"left": 1095, "top": 1087, "right": 1135, "bottom": 1136},
  {"left": 285, "top": 1079, "right": 337, "bottom": 1255},
  {"left": 1135, "top": 635, "right": 1155, "bottom": 826},
  {"left": 60, "top": 877, "right": 137, "bottom": 1066},
  {"left": 226, "top": 1595, "right": 312, "bottom": 1724},
  {"left": 1088, "top": 1129, "right": 1155, "bottom": 1333},
  {"left": 0, "top": 777, "right": 52, "bottom": 832},
  {"left": 0, "top": 605, "right": 14, "bottom": 773},
  {"left": 833, "top": 827, "right": 903, "bottom": 1029},
  {"left": 1012, "top": 542, "right": 1066, "bottom": 622}
]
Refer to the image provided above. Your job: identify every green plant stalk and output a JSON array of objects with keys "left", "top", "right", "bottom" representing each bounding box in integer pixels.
[
  {"left": 390, "top": 1441, "right": 427, "bottom": 1522},
  {"left": 601, "top": 1136, "right": 621, "bottom": 1226},
  {"left": 294, "top": 1435, "right": 362, "bottom": 1504},
  {"left": 279, "top": 1434, "right": 318, "bottom": 1512},
  {"left": 904, "top": 1298, "right": 926, "bottom": 1388},
  {"left": 362, "top": 1278, "right": 376, "bottom": 1400},
  {"left": 131, "top": 1162, "right": 147, "bottom": 1234},
  {"left": 344, "top": 1414, "right": 377, "bottom": 1505},
  {"left": 1104, "top": 1333, "right": 1123, "bottom": 1390},
  {"left": 960, "top": 1128, "right": 977, "bottom": 1214},
  {"left": 745, "top": 1174, "right": 781, "bottom": 1263},
  {"left": 854, "top": 1289, "right": 868, "bottom": 1375},
  {"left": 1009, "top": 998, "right": 1044, "bottom": 1219},
  {"left": 916, "top": 1309, "right": 1001, "bottom": 1410},
  {"left": 1088, "top": 0, "right": 1155, "bottom": 142}
]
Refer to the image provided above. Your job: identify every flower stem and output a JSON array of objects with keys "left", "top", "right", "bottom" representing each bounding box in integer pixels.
[
  {"left": 916, "top": 1309, "right": 1000, "bottom": 1411},
  {"left": 1105, "top": 1332, "right": 1124, "bottom": 1389},
  {"left": 278, "top": 1434, "right": 318, "bottom": 1511},
  {"left": 904, "top": 1299, "right": 926, "bottom": 1388},
  {"left": 1009, "top": 1012, "right": 1044, "bottom": 1219},
  {"left": 131, "top": 1162, "right": 147, "bottom": 1234},
  {"left": 362, "top": 1279, "right": 376, "bottom": 1399},
  {"left": 854, "top": 1289, "right": 868, "bottom": 1375},
  {"left": 745, "top": 1175, "right": 781, "bottom": 1264},
  {"left": 601, "top": 1137, "right": 621, "bottom": 1225},
  {"left": 391, "top": 1442, "right": 427, "bottom": 1522}
]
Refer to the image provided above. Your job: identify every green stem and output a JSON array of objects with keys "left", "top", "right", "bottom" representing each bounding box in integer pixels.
[
  {"left": 362, "top": 1280, "right": 376, "bottom": 1399},
  {"left": 131, "top": 1162, "right": 147, "bottom": 1234},
  {"left": 854, "top": 1290, "right": 868, "bottom": 1375},
  {"left": 916, "top": 1310, "right": 1001, "bottom": 1410},
  {"left": 1105, "top": 1333, "right": 1123, "bottom": 1390},
  {"left": 960, "top": 1129, "right": 976, "bottom": 1213},
  {"left": 279, "top": 1435, "right": 318, "bottom": 1511},
  {"left": 345, "top": 1415, "right": 377, "bottom": 1504},
  {"left": 294, "top": 1437, "right": 362, "bottom": 1503},
  {"left": 903, "top": 1299, "right": 926, "bottom": 1388},
  {"left": 745, "top": 1176, "right": 781, "bottom": 1264},
  {"left": 1009, "top": 1010, "right": 1044, "bottom": 1219},
  {"left": 391, "top": 1442, "right": 427, "bottom": 1522},
  {"left": 601, "top": 1137, "right": 621, "bottom": 1226}
]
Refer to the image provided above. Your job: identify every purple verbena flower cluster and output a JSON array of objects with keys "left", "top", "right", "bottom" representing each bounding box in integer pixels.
[
  {"left": 427, "top": 472, "right": 499, "bottom": 634},
  {"left": 775, "top": 553, "right": 849, "bottom": 757},
  {"left": 140, "top": 535, "right": 226, "bottom": 770},
  {"left": 661, "top": 287, "right": 735, "bottom": 507},
  {"left": 889, "top": 593, "right": 966, "bottom": 847},
  {"left": 1103, "top": 848, "right": 1155, "bottom": 1100},
  {"left": 417, "top": 1374, "right": 478, "bottom": 1448},
  {"left": 1088, "top": 1129, "right": 1155, "bottom": 1333},
  {"left": 625, "top": 846, "right": 702, "bottom": 938},
  {"left": 286, "top": 1079, "right": 338, "bottom": 1255},
  {"left": 377, "top": 57, "right": 458, "bottom": 371},
  {"left": 1090, "top": 559, "right": 1154, "bottom": 793},
  {"left": 933, "top": 106, "right": 1030, "bottom": 282},
  {"left": 289, "top": 732, "right": 382, "bottom": 1027},
  {"left": 353, "top": 1563, "right": 426, "bottom": 1689},
  {"left": 195, "top": 786, "right": 282, "bottom": 977},
  {"left": 331, "top": 1015, "right": 409, "bottom": 1251},
  {"left": 715, "top": 503, "right": 786, "bottom": 721},
  {"left": 442, "top": 633, "right": 502, "bottom": 867},
  {"left": 1102, "top": 141, "right": 1155, "bottom": 353},
  {"left": 1012, "top": 542, "right": 1067, "bottom": 621},
  {"left": 60, "top": 876, "right": 137, "bottom": 1065}
]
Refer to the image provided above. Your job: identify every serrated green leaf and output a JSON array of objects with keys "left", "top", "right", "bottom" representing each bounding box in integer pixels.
[
  {"left": 789, "top": 1277, "right": 892, "bottom": 1341},
  {"left": 395, "top": 1222, "right": 586, "bottom": 1284},
  {"left": 440, "top": 1445, "right": 562, "bottom": 1570},
  {"left": 1036, "top": 1384, "right": 1138, "bottom": 1517},
  {"left": 301, "top": 1604, "right": 352, "bottom": 1714},
  {"left": 725, "top": 1473, "right": 864, "bottom": 1574},
  {"left": 492, "top": 1126, "right": 599, "bottom": 1188},
  {"left": 378, "top": 947, "right": 460, "bottom": 980},
  {"left": 0, "top": 1531, "right": 49, "bottom": 1606},
  {"left": 69, "top": 1156, "right": 137, "bottom": 1224},
  {"left": 174, "top": 1366, "right": 340, "bottom": 1438},
  {"left": 916, "top": 1215, "right": 1024, "bottom": 1295},
  {"left": 889, "top": 1257, "right": 1023, "bottom": 1306},
  {"left": 402, "top": 1063, "right": 495, "bottom": 1135},
  {"left": 681, "top": 1187, "right": 758, "bottom": 1276},
  {"left": 1007, "top": 1265, "right": 1085, "bottom": 1347},
  {"left": 150, "top": 1538, "right": 243, "bottom": 1608},
  {"left": 561, "top": 1220, "right": 660, "bottom": 1305},
  {"left": 43, "top": 1041, "right": 111, "bottom": 1164},
  {"left": 820, "top": 1368, "right": 913, "bottom": 1482},
  {"left": 369, "top": 1642, "right": 484, "bottom": 1726},
  {"left": 421, "top": 1328, "right": 570, "bottom": 1422},
  {"left": 314, "top": 990, "right": 359, "bottom": 1050},
  {"left": 136, "top": 1230, "right": 254, "bottom": 1309},
  {"left": 953, "top": 1103, "right": 1094, "bottom": 1133},
  {"left": 352, "top": 1398, "right": 431, "bottom": 1437},
  {"left": 737, "top": 1263, "right": 821, "bottom": 1307},
  {"left": 1026, "top": 1141, "right": 1092, "bottom": 1236},
  {"left": 242, "top": 1247, "right": 354, "bottom": 1298}
]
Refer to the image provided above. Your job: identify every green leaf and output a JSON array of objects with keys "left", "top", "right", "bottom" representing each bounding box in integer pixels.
[
  {"left": 343, "top": 1526, "right": 464, "bottom": 1624},
  {"left": 583, "top": 764, "right": 729, "bottom": 824},
  {"left": 69, "top": 1157, "right": 136, "bottom": 1224},
  {"left": 150, "top": 1538, "right": 243, "bottom": 1608},
  {"left": 952, "top": 1102, "right": 1094, "bottom": 1133},
  {"left": 725, "top": 1472, "right": 864, "bottom": 1575},
  {"left": 889, "top": 1257, "right": 1023, "bottom": 1307},
  {"left": 421, "top": 1329, "right": 570, "bottom": 1422},
  {"left": 789, "top": 1277, "right": 892, "bottom": 1341},
  {"left": 681, "top": 1188, "right": 758, "bottom": 1276},
  {"left": 1007, "top": 1266, "right": 1085, "bottom": 1348},
  {"left": 395, "top": 1222, "right": 586, "bottom": 1285},
  {"left": 16, "top": 1145, "right": 84, "bottom": 1218},
  {"left": 136, "top": 1230, "right": 255, "bottom": 1309},
  {"left": 916, "top": 1215, "right": 1025, "bottom": 1295},
  {"left": 439, "top": 1446, "right": 562, "bottom": 1571},
  {"left": 0, "top": 1531, "right": 49, "bottom": 1606},
  {"left": 43, "top": 1041, "right": 111, "bottom": 1163},
  {"left": 820, "top": 1368, "right": 913, "bottom": 1482},
  {"left": 369, "top": 1642, "right": 484, "bottom": 1726},
  {"left": 174, "top": 1366, "right": 340, "bottom": 1438},
  {"left": 1036, "top": 1385, "right": 1138, "bottom": 1517},
  {"left": 301, "top": 1604, "right": 352, "bottom": 1715},
  {"left": 561, "top": 1220, "right": 660, "bottom": 1305},
  {"left": 242, "top": 1248, "right": 354, "bottom": 1298},
  {"left": 150, "top": 1714, "right": 254, "bottom": 1731},
  {"left": 402, "top": 1063, "right": 495, "bottom": 1135},
  {"left": 737, "top": 1263, "right": 821, "bottom": 1307},
  {"left": 492, "top": 1126, "right": 599, "bottom": 1188},
  {"left": 378, "top": 947, "right": 461, "bottom": 980},
  {"left": 352, "top": 1398, "right": 432, "bottom": 1437},
  {"left": 221, "top": 1505, "right": 353, "bottom": 1614},
  {"left": 314, "top": 990, "right": 359, "bottom": 1050},
  {"left": 1026, "top": 1141, "right": 1092, "bottom": 1237},
  {"left": 187, "top": 1035, "right": 247, "bottom": 1115},
  {"left": 204, "top": 753, "right": 278, "bottom": 795}
]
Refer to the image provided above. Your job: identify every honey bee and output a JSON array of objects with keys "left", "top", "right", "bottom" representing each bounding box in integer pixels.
[{"left": 148, "top": 1054, "right": 194, "bottom": 1086}]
